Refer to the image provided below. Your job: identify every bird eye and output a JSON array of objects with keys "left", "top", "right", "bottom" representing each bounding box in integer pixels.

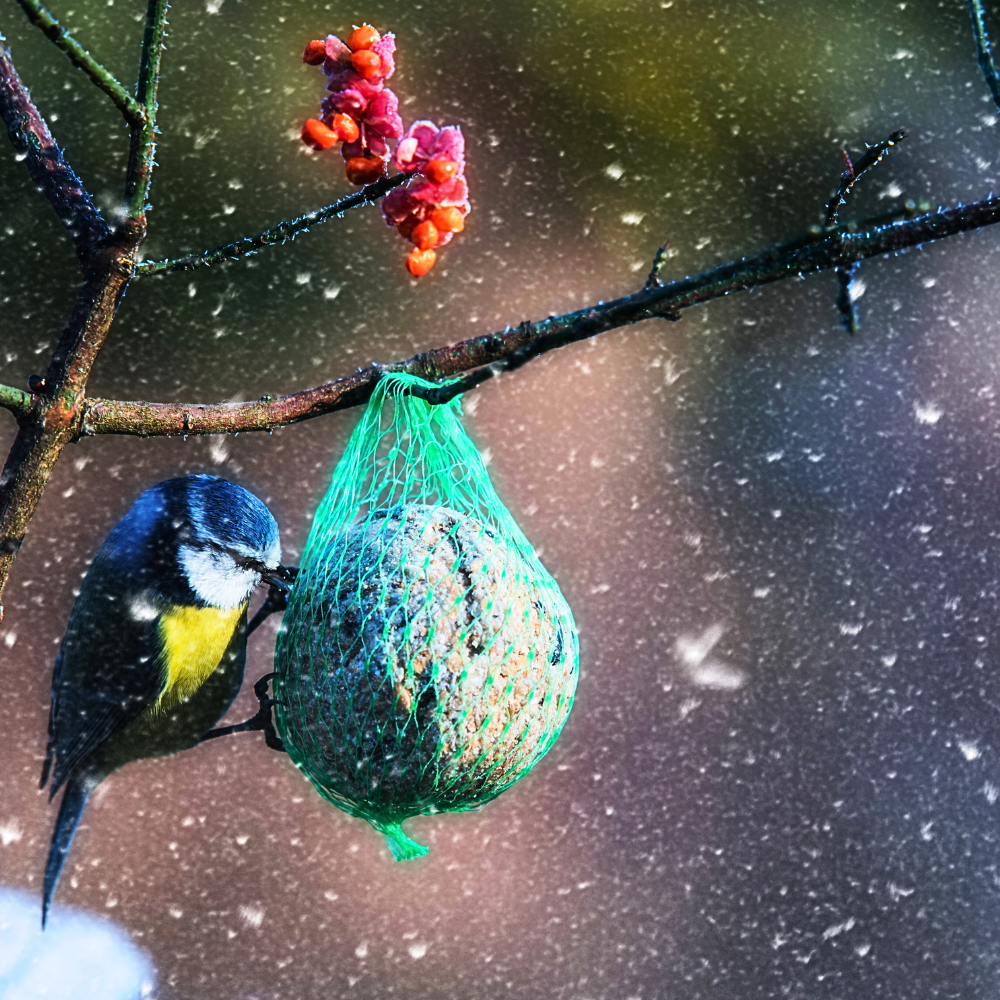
[{"left": 223, "top": 547, "right": 267, "bottom": 574}]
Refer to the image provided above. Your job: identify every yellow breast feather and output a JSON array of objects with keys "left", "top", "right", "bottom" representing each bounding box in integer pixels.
[{"left": 157, "top": 604, "right": 245, "bottom": 707}]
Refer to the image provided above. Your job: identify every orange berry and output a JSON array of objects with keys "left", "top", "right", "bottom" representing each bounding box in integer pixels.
[
  {"left": 302, "top": 39, "right": 327, "bottom": 65},
  {"left": 424, "top": 158, "right": 459, "bottom": 184},
  {"left": 407, "top": 248, "right": 437, "bottom": 276},
  {"left": 331, "top": 113, "right": 360, "bottom": 143},
  {"left": 351, "top": 50, "right": 381, "bottom": 78},
  {"left": 411, "top": 220, "right": 440, "bottom": 250},
  {"left": 430, "top": 206, "right": 465, "bottom": 233},
  {"left": 344, "top": 156, "right": 386, "bottom": 185},
  {"left": 347, "top": 25, "right": 380, "bottom": 51},
  {"left": 301, "top": 118, "right": 338, "bottom": 150}
]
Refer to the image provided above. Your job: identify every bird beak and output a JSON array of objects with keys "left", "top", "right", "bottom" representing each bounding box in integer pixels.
[{"left": 261, "top": 564, "right": 297, "bottom": 592}]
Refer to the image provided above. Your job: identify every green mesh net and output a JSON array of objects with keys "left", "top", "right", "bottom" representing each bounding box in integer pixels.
[{"left": 274, "top": 373, "right": 579, "bottom": 860}]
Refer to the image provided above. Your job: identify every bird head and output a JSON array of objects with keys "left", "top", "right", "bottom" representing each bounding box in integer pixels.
[
  {"left": 103, "top": 474, "right": 292, "bottom": 610},
  {"left": 171, "top": 475, "right": 287, "bottom": 609},
  {"left": 98, "top": 474, "right": 285, "bottom": 609}
]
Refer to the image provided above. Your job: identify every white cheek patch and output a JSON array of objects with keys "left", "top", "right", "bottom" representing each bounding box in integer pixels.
[{"left": 179, "top": 545, "right": 258, "bottom": 609}]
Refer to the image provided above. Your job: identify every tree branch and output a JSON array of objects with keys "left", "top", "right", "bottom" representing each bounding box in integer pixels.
[
  {"left": 0, "top": 33, "right": 110, "bottom": 254},
  {"left": 79, "top": 193, "right": 1000, "bottom": 438},
  {"left": 13, "top": 0, "right": 143, "bottom": 123},
  {"left": 0, "top": 385, "right": 32, "bottom": 419},
  {"left": 123, "top": 0, "right": 168, "bottom": 220},
  {"left": 134, "top": 173, "right": 409, "bottom": 275},
  {"left": 969, "top": 0, "right": 1000, "bottom": 113},
  {"left": 0, "top": 28, "right": 147, "bottom": 620}
]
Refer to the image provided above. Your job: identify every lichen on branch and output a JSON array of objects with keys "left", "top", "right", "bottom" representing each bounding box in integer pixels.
[{"left": 0, "top": 385, "right": 31, "bottom": 419}]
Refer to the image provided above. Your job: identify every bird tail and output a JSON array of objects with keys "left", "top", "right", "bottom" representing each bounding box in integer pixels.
[{"left": 42, "top": 774, "right": 92, "bottom": 929}]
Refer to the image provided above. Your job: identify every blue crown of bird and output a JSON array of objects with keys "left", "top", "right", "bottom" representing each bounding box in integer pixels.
[{"left": 40, "top": 474, "right": 293, "bottom": 927}]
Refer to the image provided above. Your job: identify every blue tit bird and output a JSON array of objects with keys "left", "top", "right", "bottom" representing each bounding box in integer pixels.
[{"left": 39, "top": 473, "right": 291, "bottom": 927}]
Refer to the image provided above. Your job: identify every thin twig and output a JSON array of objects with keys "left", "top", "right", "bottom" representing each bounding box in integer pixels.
[
  {"left": 13, "top": 0, "right": 143, "bottom": 123},
  {"left": 836, "top": 262, "right": 861, "bottom": 335},
  {"left": 823, "top": 130, "right": 905, "bottom": 334},
  {"left": 0, "top": 33, "right": 110, "bottom": 255},
  {"left": 76, "top": 193, "right": 1000, "bottom": 438},
  {"left": 645, "top": 241, "right": 670, "bottom": 288},
  {"left": 134, "top": 173, "right": 409, "bottom": 275},
  {"left": 124, "top": 0, "right": 168, "bottom": 219},
  {"left": 0, "top": 385, "right": 32, "bottom": 419},
  {"left": 825, "top": 129, "right": 906, "bottom": 226},
  {"left": 969, "top": 0, "right": 1000, "bottom": 112}
]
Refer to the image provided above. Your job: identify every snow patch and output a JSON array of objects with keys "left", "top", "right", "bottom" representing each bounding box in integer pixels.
[
  {"left": 0, "top": 819, "right": 23, "bottom": 846},
  {"left": 239, "top": 905, "right": 264, "bottom": 929},
  {"left": 674, "top": 624, "right": 746, "bottom": 691},
  {"left": 913, "top": 401, "right": 942, "bottom": 425},
  {"left": 822, "top": 916, "right": 855, "bottom": 940}
]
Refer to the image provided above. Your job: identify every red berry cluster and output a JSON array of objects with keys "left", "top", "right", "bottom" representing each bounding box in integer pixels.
[
  {"left": 300, "top": 25, "right": 402, "bottom": 187},
  {"left": 383, "top": 122, "right": 470, "bottom": 277},
  {"left": 300, "top": 25, "right": 470, "bottom": 277}
]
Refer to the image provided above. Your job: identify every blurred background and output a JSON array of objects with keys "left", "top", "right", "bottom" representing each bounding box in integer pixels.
[{"left": 4, "top": 0, "right": 1000, "bottom": 997}]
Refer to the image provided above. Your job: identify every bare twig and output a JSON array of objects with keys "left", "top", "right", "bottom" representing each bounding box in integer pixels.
[
  {"left": 13, "top": 0, "right": 143, "bottom": 123},
  {"left": 825, "top": 129, "right": 906, "bottom": 226},
  {"left": 76, "top": 193, "right": 1000, "bottom": 438},
  {"left": 969, "top": 0, "right": 1000, "bottom": 113},
  {"left": 134, "top": 173, "right": 408, "bottom": 275},
  {"left": 758, "top": 200, "right": 927, "bottom": 265},
  {"left": 645, "top": 241, "right": 670, "bottom": 288},
  {"left": 0, "top": 33, "right": 109, "bottom": 254},
  {"left": 124, "top": 0, "right": 168, "bottom": 219},
  {"left": 821, "top": 129, "right": 906, "bottom": 334},
  {"left": 836, "top": 261, "right": 861, "bottom": 335}
]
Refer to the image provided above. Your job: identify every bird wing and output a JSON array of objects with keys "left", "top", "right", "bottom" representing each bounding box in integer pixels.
[{"left": 44, "top": 562, "right": 166, "bottom": 797}]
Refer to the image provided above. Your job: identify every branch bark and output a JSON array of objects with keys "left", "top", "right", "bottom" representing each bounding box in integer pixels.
[
  {"left": 824, "top": 129, "right": 906, "bottom": 226},
  {"left": 0, "top": 12, "right": 163, "bottom": 617},
  {"left": 0, "top": 32, "right": 109, "bottom": 255}
]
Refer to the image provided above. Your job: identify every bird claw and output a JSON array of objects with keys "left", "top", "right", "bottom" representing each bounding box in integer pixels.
[
  {"left": 199, "top": 672, "right": 286, "bottom": 753},
  {"left": 250, "top": 672, "right": 286, "bottom": 753}
]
